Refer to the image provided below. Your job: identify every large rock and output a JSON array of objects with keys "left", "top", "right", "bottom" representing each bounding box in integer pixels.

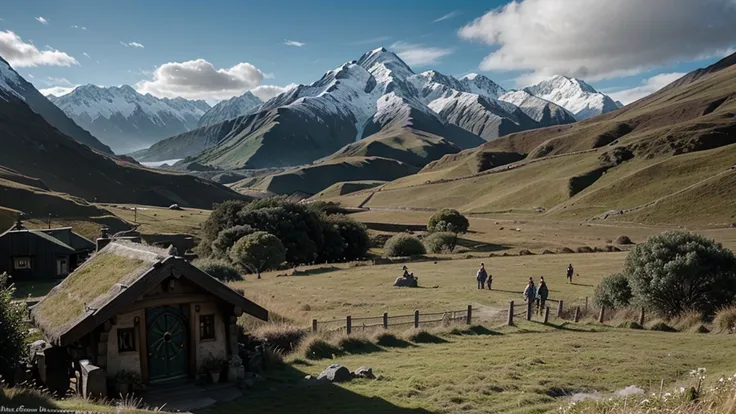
[
  {"left": 317, "top": 364, "right": 352, "bottom": 383},
  {"left": 353, "top": 366, "right": 376, "bottom": 379}
]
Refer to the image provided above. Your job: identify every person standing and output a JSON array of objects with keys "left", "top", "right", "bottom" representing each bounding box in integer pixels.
[
  {"left": 523, "top": 277, "right": 536, "bottom": 304},
  {"left": 476, "top": 263, "right": 488, "bottom": 289},
  {"left": 486, "top": 271, "right": 493, "bottom": 290},
  {"left": 537, "top": 276, "right": 549, "bottom": 314},
  {"left": 566, "top": 264, "right": 574, "bottom": 284}
]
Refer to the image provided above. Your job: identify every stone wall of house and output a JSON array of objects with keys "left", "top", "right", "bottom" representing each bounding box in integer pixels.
[
  {"left": 191, "top": 300, "right": 228, "bottom": 373},
  {"left": 106, "top": 309, "right": 144, "bottom": 378}
]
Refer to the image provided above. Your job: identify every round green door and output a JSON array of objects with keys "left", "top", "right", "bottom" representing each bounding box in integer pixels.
[{"left": 146, "top": 307, "right": 188, "bottom": 382}]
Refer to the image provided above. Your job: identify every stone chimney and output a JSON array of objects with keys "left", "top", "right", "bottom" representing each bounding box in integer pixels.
[{"left": 96, "top": 227, "right": 111, "bottom": 252}]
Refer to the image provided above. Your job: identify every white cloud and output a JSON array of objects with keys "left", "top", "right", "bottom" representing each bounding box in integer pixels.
[
  {"left": 284, "top": 40, "right": 305, "bottom": 47},
  {"left": 433, "top": 10, "right": 461, "bottom": 23},
  {"left": 609, "top": 72, "right": 686, "bottom": 104},
  {"left": 459, "top": 0, "right": 736, "bottom": 82},
  {"left": 71, "top": 25, "right": 88, "bottom": 30},
  {"left": 389, "top": 41, "right": 453, "bottom": 67},
  {"left": 135, "top": 58, "right": 270, "bottom": 100},
  {"left": 35, "top": 16, "right": 49, "bottom": 25},
  {"left": 0, "top": 30, "right": 78, "bottom": 67},
  {"left": 83, "top": 52, "right": 90, "bottom": 58},
  {"left": 27, "top": 73, "right": 34, "bottom": 78},
  {"left": 39, "top": 85, "right": 77, "bottom": 97},
  {"left": 251, "top": 83, "right": 298, "bottom": 101},
  {"left": 120, "top": 41, "right": 144, "bottom": 48}
]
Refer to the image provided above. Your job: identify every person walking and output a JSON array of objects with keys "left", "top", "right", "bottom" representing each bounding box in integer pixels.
[
  {"left": 523, "top": 277, "right": 536, "bottom": 304},
  {"left": 566, "top": 264, "right": 574, "bottom": 284},
  {"left": 476, "top": 263, "right": 488, "bottom": 289},
  {"left": 537, "top": 276, "right": 549, "bottom": 315}
]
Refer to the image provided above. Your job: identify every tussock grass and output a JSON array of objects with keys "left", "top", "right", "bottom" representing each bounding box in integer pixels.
[
  {"left": 648, "top": 320, "right": 678, "bottom": 332},
  {"left": 372, "top": 331, "right": 413, "bottom": 348},
  {"left": 298, "top": 335, "right": 340, "bottom": 360},
  {"left": 712, "top": 306, "right": 736, "bottom": 334},
  {"left": 334, "top": 333, "right": 383, "bottom": 355},
  {"left": 252, "top": 324, "right": 307, "bottom": 354},
  {"left": 404, "top": 328, "right": 448, "bottom": 344},
  {"left": 671, "top": 310, "right": 704, "bottom": 332}
]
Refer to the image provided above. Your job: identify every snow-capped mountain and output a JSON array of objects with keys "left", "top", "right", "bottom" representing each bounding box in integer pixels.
[
  {"left": 49, "top": 85, "right": 211, "bottom": 153},
  {"left": 198, "top": 91, "right": 262, "bottom": 127},
  {"left": 498, "top": 90, "right": 577, "bottom": 125},
  {"left": 136, "top": 48, "right": 575, "bottom": 168},
  {"left": 524, "top": 75, "right": 620, "bottom": 120},
  {"left": 0, "top": 57, "right": 112, "bottom": 153}
]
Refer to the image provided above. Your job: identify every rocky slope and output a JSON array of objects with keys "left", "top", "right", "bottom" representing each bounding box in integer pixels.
[
  {"left": 198, "top": 91, "right": 262, "bottom": 127},
  {"left": 524, "top": 75, "right": 620, "bottom": 120}
]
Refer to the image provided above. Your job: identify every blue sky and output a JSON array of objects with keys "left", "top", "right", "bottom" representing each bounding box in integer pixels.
[{"left": 2, "top": 0, "right": 735, "bottom": 104}]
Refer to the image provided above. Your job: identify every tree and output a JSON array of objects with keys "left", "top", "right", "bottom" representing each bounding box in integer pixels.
[
  {"left": 326, "top": 215, "right": 370, "bottom": 261},
  {"left": 0, "top": 272, "right": 27, "bottom": 384},
  {"left": 593, "top": 273, "right": 633, "bottom": 309},
  {"left": 229, "top": 232, "right": 286, "bottom": 279},
  {"left": 623, "top": 231, "right": 736, "bottom": 317},
  {"left": 192, "top": 258, "right": 242, "bottom": 281},
  {"left": 427, "top": 209, "right": 469, "bottom": 234},
  {"left": 211, "top": 225, "right": 254, "bottom": 258},
  {"left": 199, "top": 200, "right": 250, "bottom": 256},
  {"left": 423, "top": 232, "right": 458, "bottom": 254},
  {"left": 384, "top": 233, "right": 426, "bottom": 257}
]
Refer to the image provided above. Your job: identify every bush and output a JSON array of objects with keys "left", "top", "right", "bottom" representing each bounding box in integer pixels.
[
  {"left": 623, "top": 231, "right": 736, "bottom": 317},
  {"left": 422, "top": 232, "right": 458, "bottom": 254},
  {"left": 199, "top": 200, "right": 250, "bottom": 256},
  {"left": 0, "top": 273, "right": 28, "bottom": 384},
  {"left": 211, "top": 225, "right": 254, "bottom": 258},
  {"left": 593, "top": 273, "right": 633, "bottom": 309},
  {"left": 427, "top": 209, "right": 469, "bottom": 234},
  {"left": 252, "top": 324, "right": 307, "bottom": 353},
  {"left": 712, "top": 306, "right": 736, "bottom": 334},
  {"left": 322, "top": 215, "right": 370, "bottom": 261},
  {"left": 384, "top": 233, "right": 426, "bottom": 257},
  {"left": 308, "top": 201, "right": 348, "bottom": 216},
  {"left": 615, "top": 235, "right": 633, "bottom": 245},
  {"left": 230, "top": 232, "right": 286, "bottom": 279},
  {"left": 192, "top": 258, "right": 242, "bottom": 281}
]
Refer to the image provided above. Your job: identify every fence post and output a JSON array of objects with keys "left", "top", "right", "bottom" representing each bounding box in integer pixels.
[
  {"left": 507, "top": 301, "right": 514, "bottom": 326},
  {"left": 526, "top": 301, "right": 533, "bottom": 321},
  {"left": 598, "top": 307, "right": 605, "bottom": 323},
  {"left": 312, "top": 319, "right": 317, "bottom": 333},
  {"left": 466, "top": 305, "right": 472, "bottom": 325},
  {"left": 638, "top": 308, "right": 645, "bottom": 326},
  {"left": 557, "top": 300, "right": 564, "bottom": 318},
  {"left": 346, "top": 315, "right": 352, "bottom": 335},
  {"left": 574, "top": 306, "right": 580, "bottom": 323},
  {"left": 414, "top": 310, "right": 420, "bottom": 328},
  {"left": 383, "top": 312, "right": 388, "bottom": 329},
  {"left": 544, "top": 306, "right": 550, "bottom": 324}
]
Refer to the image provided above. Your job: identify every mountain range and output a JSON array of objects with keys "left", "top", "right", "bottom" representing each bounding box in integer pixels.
[
  {"left": 197, "top": 91, "right": 262, "bottom": 128},
  {"left": 0, "top": 56, "right": 243, "bottom": 224},
  {"left": 133, "top": 48, "right": 619, "bottom": 172},
  {"left": 49, "top": 85, "right": 211, "bottom": 153}
]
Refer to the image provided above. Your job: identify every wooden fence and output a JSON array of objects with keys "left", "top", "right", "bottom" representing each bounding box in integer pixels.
[{"left": 312, "top": 305, "right": 473, "bottom": 334}]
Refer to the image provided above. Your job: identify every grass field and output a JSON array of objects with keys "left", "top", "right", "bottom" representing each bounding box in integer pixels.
[
  {"left": 99, "top": 204, "right": 211, "bottom": 235},
  {"left": 209, "top": 322, "right": 736, "bottom": 414},
  {"left": 233, "top": 253, "right": 624, "bottom": 327}
]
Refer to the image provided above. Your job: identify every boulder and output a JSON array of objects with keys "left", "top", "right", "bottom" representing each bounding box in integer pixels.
[
  {"left": 353, "top": 366, "right": 375, "bottom": 379},
  {"left": 168, "top": 204, "right": 182, "bottom": 210},
  {"left": 317, "top": 364, "right": 352, "bottom": 383}
]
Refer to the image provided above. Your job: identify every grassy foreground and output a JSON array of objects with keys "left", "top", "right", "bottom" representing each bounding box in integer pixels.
[{"left": 211, "top": 322, "right": 736, "bottom": 414}]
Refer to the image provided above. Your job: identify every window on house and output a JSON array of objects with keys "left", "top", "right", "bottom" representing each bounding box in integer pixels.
[
  {"left": 13, "top": 257, "right": 31, "bottom": 270},
  {"left": 200, "top": 315, "right": 215, "bottom": 340},
  {"left": 117, "top": 328, "right": 136, "bottom": 352},
  {"left": 56, "top": 257, "right": 69, "bottom": 276}
]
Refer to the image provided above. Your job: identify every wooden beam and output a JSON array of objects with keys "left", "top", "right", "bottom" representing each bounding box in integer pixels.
[{"left": 139, "top": 311, "right": 149, "bottom": 384}]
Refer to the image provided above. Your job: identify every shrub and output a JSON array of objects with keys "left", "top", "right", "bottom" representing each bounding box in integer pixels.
[
  {"left": 252, "top": 324, "right": 307, "bottom": 353},
  {"left": 0, "top": 272, "right": 27, "bottom": 385},
  {"left": 300, "top": 336, "right": 340, "bottom": 360},
  {"left": 211, "top": 225, "right": 254, "bottom": 258},
  {"left": 712, "top": 306, "right": 736, "bottom": 334},
  {"left": 322, "top": 215, "right": 370, "bottom": 261},
  {"left": 384, "top": 233, "right": 426, "bottom": 257},
  {"left": 308, "top": 201, "right": 348, "bottom": 216},
  {"left": 230, "top": 232, "right": 286, "bottom": 279},
  {"left": 422, "top": 232, "right": 458, "bottom": 254},
  {"left": 427, "top": 209, "right": 469, "bottom": 234},
  {"left": 199, "top": 200, "right": 250, "bottom": 256},
  {"left": 192, "top": 258, "right": 242, "bottom": 281},
  {"left": 624, "top": 231, "right": 736, "bottom": 317},
  {"left": 593, "top": 273, "right": 633, "bottom": 309},
  {"left": 615, "top": 235, "right": 633, "bottom": 245}
]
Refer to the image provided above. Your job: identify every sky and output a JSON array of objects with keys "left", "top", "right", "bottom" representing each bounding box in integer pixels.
[{"left": 1, "top": 0, "right": 735, "bottom": 104}]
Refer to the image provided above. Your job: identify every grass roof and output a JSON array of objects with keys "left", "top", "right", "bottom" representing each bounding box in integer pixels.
[{"left": 32, "top": 241, "right": 167, "bottom": 343}]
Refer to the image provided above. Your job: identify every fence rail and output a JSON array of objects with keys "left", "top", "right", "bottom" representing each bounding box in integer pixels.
[{"left": 311, "top": 306, "right": 472, "bottom": 334}]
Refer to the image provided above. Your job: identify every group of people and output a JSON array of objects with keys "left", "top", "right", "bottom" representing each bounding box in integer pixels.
[{"left": 475, "top": 262, "right": 575, "bottom": 315}]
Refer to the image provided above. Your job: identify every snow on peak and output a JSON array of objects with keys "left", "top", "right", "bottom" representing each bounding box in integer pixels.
[
  {"left": 525, "top": 75, "right": 619, "bottom": 120},
  {"left": 460, "top": 73, "right": 479, "bottom": 80},
  {"left": 458, "top": 73, "right": 506, "bottom": 100},
  {"left": 0, "top": 57, "right": 26, "bottom": 102},
  {"left": 198, "top": 90, "right": 263, "bottom": 127}
]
